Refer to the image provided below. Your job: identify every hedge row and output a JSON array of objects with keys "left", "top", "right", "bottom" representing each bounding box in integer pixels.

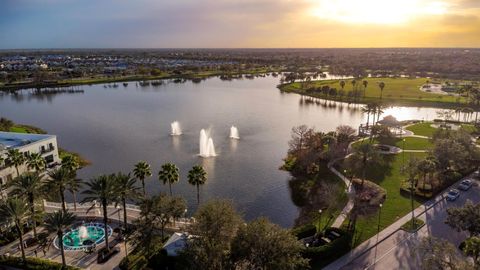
[
  {"left": 0, "top": 255, "right": 80, "bottom": 270},
  {"left": 301, "top": 227, "right": 352, "bottom": 261}
]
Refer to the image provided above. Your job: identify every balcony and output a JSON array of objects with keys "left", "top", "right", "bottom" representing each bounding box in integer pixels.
[{"left": 40, "top": 146, "right": 55, "bottom": 154}]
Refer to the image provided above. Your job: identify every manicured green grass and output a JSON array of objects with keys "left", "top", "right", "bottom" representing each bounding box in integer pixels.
[
  {"left": 8, "top": 124, "right": 47, "bottom": 134},
  {"left": 394, "top": 137, "right": 433, "bottom": 150},
  {"left": 405, "top": 122, "right": 437, "bottom": 137},
  {"left": 400, "top": 218, "right": 425, "bottom": 232},
  {"left": 340, "top": 152, "right": 427, "bottom": 245},
  {"left": 9, "top": 126, "right": 28, "bottom": 133},
  {"left": 461, "top": 124, "right": 479, "bottom": 134},
  {"left": 280, "top": 77, "right": 466, "bottom": 107},
  {"left": 351, "top": 136, "right": 432, "bottom": 151}
]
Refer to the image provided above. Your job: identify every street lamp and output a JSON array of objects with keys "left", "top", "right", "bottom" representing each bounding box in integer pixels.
[
  {"left": 317, "top": 209, "right": 323, "bottom": 234},
  {"left": 402, "top": 138, "right": 406, "bottom": 167},
  {"left": 373, "top": 203, "right": 383, "bottom": 269}
]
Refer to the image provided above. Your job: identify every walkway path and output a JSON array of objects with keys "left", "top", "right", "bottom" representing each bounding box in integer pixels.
[
  {"left": 328, "top": 159, "right": 355, "bottom": 228},
  {"left": 324, "top": 172, "right": 476, "bottom": 270}
]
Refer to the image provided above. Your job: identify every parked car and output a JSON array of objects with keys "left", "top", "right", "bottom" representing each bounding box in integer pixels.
[
  {"left": 446, "top": 189, "right": 460, "bottom": 201},
  {"left": 458, "top": 179, "right": 473, "bottom": 191}
]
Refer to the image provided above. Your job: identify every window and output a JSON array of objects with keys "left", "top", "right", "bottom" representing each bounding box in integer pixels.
[{"left": 45, "top": 155, "right": 54, "bottom": 163}]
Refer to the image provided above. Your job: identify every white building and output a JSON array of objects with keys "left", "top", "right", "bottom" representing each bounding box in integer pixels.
[{"left": 0, "top": 131, "right": 61, "bottom": 187}]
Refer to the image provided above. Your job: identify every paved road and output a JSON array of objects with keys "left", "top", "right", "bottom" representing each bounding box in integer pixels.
[{"left": 339, "top": 179, "right": 478, "bottom": 270}]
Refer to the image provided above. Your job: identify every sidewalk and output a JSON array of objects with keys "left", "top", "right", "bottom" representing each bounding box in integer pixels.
[{"left": 324, "top": 175, "right": 469, "bottom": 270}]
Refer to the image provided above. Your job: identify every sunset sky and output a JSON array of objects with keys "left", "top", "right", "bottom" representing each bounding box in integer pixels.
[{"left": 1, "top": 0, "right": 479, "bottom": 48}]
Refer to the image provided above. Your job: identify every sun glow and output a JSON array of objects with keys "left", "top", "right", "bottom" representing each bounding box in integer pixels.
[{"left": 311, "top": 0, "right": 448, "bottom": 25}]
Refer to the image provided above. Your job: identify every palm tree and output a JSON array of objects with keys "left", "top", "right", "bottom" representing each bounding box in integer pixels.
[
  {"left": 26, "top": 152, "right": 46, "bottom": 172},
  {"left": 114, "top": 172, "right": 141, "bottom": 230},
  {"left": 401, "top": 156, "right": 419, "bottom": 230},
  {"left": 378, "top": 81, "right": 385, "bottom": 99},
  {"left": 188, "top": 165, "right": 207, "bottom": 204},
  {"left": 67, "top": 178, "right": 83, "bottom": 212},
  {"left": 9, "top": 172, "right": 45, "bottom": 240},
  {"left": 158, "top": 163, "right": 179, "bottom": 196},
  {"left": 61, "top": 155, "right": 82, "bottom": 211},
  {"left": 5, "top": 149, "right": 25, "bottom": 177},
  {"left": 362, "top": 103, "right": 374, "bottom": 129},
  {"left": 339, "top": 80, "right": 346, "bottom": 91},
  {"left": 362, "top": 80, "right": 368, "bottom": 97},
  {"left": 0, "top": 197, "right": 29, "bottom": 263},
  {"left": 47, "top": 168, "right": 74, "bottom": 213},
  {"left": 43, "top": 210, "right": 76, "bottom": 267},
  {"left": 417, "top": 158, "right": 437, "bottom": 195},
  {"left": 61, "top": 155, "right": 80, "bottom": 172},
  {"left": 133, "top": 161, "right": 152, "bottom": 197},
  {"left": 348, "top": 143, "right": 382, "bottom": 187},
  {"left": 82, "top": 175, "right": 118, "bottom": 252}
]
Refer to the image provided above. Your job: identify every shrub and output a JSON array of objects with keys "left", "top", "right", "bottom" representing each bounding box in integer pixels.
[
  {"left": 0, "top": 255, "right": 81, "bottom": 270},
  {"left": 302, "top": 227, "right": 352, "bottom": 267},
  {"left": 292, "top": 224, "right": 317, "bottom": 239}
]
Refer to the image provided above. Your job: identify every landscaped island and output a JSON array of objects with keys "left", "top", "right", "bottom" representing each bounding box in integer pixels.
[{"left": 279, "top": 77, "right": 480, "bottom": 108}]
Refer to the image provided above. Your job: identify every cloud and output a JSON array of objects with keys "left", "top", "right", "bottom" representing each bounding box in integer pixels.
[{"left": 0, "top": 0, "right": 479, "bottom": 48}]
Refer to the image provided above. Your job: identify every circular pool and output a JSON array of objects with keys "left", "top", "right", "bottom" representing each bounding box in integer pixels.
[{"left": 54, "top": 222, "right": 113, "bottom": 251}]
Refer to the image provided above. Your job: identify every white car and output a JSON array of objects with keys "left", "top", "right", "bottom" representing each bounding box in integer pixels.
[
  {"left": 458, "top": 179, "right": 473, "bottom": 191},
  {"left": 446, "top": 189, "right": 460, "bottom": 201}
]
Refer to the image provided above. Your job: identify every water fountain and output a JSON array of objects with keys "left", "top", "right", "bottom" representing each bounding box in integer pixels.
[
  {"left": 171, "top": 121, "right": 182, "bottom": 136},
  {"left": 78, "top": 225, "right": 88, "bottom": 240},
  {"left": 229, "top": 126, "right": 240, "bottom": 139},
  {"left": 199, "top": 129, "right": 216, "bottom": 157}
]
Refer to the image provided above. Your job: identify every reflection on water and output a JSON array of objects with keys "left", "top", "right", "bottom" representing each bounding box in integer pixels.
[{"left": 0, "top": 76, "right": 451, "bottom": 227}]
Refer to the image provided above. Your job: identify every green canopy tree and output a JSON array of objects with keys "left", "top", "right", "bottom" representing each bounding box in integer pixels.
[
  {"left": 158, "top": 163, "right": 179, "bottom": 196},
  {"left": 230, "top": 217, "right": 308, "bottom": 270},
  {"left": 187, "top": 165, "right": 207, "bottom": 204},
  {"left": 445, "top": 200, "right": 480, "bottom": 237},
  {"left": 181, "top": 200, "right": 243, "bottom": 270}
]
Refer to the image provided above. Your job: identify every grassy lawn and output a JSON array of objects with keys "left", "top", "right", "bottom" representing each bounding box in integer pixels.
[
  {"left": 339, "top": 152, "right": 427, "bottom": 245},
  {"left": 7, "top": 124, "right": 47, "bottom": 134},
  {"left": 461, "top": 124, "right": 479, "bottom": 134},
  {"left": 280, "top": 77, "right": 466, "bottom": 107},
  {"left": 351, "top": 136, "right": 432, "bottom": 151},
  {"left": 405, "top": 122, "right": 436, "bottom": 137},
  {"left": 394, "top": 137, "right": 433, "bottom": 150}
]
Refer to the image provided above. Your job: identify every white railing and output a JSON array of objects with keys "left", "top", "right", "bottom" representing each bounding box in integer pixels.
[{"left": 43, "top": 200, "right": 141, "bottom": 212}]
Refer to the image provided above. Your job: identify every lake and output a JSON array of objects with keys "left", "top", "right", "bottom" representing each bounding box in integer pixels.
[{"left": 0, "top": 76, "right": 443, "bottom": 227}]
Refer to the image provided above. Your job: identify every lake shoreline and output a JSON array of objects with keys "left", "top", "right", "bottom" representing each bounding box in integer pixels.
[
  {"left": 278, "top": 81, "right": 480, "bottom": 110},
  {"left": 0, "top": 69, "right": 281, "bottom": 91}
]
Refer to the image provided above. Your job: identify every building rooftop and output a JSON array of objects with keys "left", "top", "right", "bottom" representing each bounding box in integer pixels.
[{"left": 0, "top": 131, "right": 55, "bottom": 150}]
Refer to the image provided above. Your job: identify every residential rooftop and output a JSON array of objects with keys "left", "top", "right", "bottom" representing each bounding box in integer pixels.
[{"left": 0, "top": 131, "right": 55, "bottom": 150}]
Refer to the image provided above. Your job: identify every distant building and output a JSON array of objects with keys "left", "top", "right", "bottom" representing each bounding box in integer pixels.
[{"left": 0, "top": 132, "right": 61, "bottom": 189}]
